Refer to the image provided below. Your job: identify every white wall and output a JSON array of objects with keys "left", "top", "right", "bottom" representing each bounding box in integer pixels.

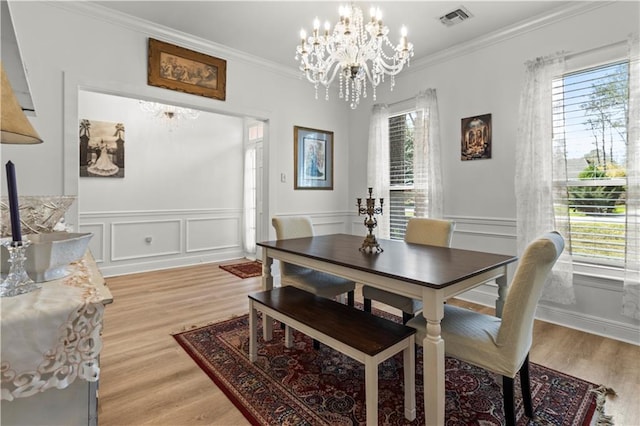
[
  {"left": 347, "top": 1, "right": 640, "bottom": 343},
  {"left": 2, "top": 0, "right": 353, "bottom": 214},
  {"left": 79, "top": 92, "right": 244, "bottom": 212},
  {"left": 2, "top": 1, "right": 354, "bottom": 275},
  {"left": 76, "top": 91, "right": 245, "bottom": 274}
]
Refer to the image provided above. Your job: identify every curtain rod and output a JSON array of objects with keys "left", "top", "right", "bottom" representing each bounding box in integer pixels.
[
  {"left": 388, "top": 97, "right": 412, "bottom": 107},
  {"left": 564, "top": 39, "right": 627, "bottom": 61}
]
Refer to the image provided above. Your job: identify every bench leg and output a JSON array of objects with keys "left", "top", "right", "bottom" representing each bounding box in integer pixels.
[
  {"left": 364, "top": 358, "right": 378, "bottom": 426},
  {"left": 284, "top": 325, "right": 294, "bottom": 348},
  {"left": 249, "top": 300, "right": 258, "bottom": 362},
  {"left": 263, "top": 314, "right": 273, "bottom": 342},
  {"left": 261, "top": 258, "right": 274, "bottom": 341},
  {"left": 403, "top": 336, "right": 416, "bottom": 421}
]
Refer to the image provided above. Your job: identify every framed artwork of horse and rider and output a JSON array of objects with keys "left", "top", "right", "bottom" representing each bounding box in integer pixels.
[{"left": 147, "top": 38, "right": 226, "bottom": 101}]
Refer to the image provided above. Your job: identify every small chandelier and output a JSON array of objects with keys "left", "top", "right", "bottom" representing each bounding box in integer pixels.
[
  {"left": 139, "top": 101, "right": 200, "bottom": 131},
  {"left": 295, "top": 4, "right": 414, "bottom": 109}
]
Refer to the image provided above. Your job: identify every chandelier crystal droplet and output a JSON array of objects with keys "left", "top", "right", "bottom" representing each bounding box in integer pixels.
[
  {"left": 139, "top": 101, "right": 200, "bottom": 132},
  {"left": 295, "top": 5, "right": 414, "bottom": 109}
]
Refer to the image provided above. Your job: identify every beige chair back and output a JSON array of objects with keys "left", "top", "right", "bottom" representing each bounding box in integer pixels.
[
  {"left": 496, "top": 232, "right": 564, "bottom": 366},
  {"left": 272, "top": 216, "right": 314, "bottom": 275},
  {"left": 272, "top": 216, "right": 314, "bottom": 240},
  {"left": 404, "top": 218, "right": 455, "bottom": 247}
]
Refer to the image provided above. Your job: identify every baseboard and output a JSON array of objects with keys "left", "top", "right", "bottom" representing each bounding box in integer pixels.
[
  {"left": 458, "top": 286, "right": 639, "bottom": 346},
  {"left": 534, "top": 304, "right": 640, "bottom": 346}
]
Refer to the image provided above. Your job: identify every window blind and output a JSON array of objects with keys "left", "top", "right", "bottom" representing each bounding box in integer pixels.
[
  {"left": 552, "top": 61, "right": 629, "bottom": 263},
  {"left": 388, "top": 112, "right": 416, "bottom": 240}
]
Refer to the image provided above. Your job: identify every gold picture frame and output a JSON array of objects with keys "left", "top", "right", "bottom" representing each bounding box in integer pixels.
[
  {"left": 147, "top": 38, "right": 226, "bottom": 101},
  {"left": 294, "top": 126, "right": 334, "bottom": 190}
]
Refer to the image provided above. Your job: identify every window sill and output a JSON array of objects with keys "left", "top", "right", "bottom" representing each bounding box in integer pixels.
[{"left": 573, "top": 262, "right": 624, "bottom": 291}]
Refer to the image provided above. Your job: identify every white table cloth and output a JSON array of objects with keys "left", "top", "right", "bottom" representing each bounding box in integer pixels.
[{"left": 1, "top": 253, "right": 111, "bottom": 401}]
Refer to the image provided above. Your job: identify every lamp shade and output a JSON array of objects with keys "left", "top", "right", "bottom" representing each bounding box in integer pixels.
[{"left": 1, "top": 63, "right": 42, "bottom": 144}]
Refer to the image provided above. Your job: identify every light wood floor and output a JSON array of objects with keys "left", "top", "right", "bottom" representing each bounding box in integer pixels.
[{"left": 98, "top": 261, "right": 640, "bottom": 425}]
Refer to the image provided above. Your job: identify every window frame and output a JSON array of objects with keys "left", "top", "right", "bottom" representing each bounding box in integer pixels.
[{"left": 553, "top": 53, "right": 630, "bottom": 279}]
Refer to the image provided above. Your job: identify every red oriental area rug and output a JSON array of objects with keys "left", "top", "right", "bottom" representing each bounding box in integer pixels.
[
  {"left": 219, "top": 261, "right": 262, "bottom": 279},
  {"left": 173, "top": 314, "right": 613, "bottom": 426}
]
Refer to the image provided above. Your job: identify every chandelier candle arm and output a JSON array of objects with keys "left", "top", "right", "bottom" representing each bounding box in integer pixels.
[{"left": 295, "top": 4, "right": 414, "bottom": 109}]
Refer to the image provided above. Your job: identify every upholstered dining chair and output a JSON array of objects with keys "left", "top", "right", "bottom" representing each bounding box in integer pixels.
[
  {"left": 271, "top": 216, "right": 356, "bottom": 306},
  {"left": 406, "top": 231, "right": 564, "bottom": 426},
  {"left": 362, "top": 217, "right": 455, "bottom": 323}
]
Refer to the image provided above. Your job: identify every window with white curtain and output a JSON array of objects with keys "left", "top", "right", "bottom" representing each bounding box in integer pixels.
[
  {"left": 552, "top": 60, "right": 629, "bottom": 267},
  {"left": 388, "top": 111, "right": 417, "bottom": 240}
]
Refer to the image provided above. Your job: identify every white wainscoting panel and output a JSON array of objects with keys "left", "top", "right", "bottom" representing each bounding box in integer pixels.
[
  {"left": 447, "top": 216, "right": 517, "bottom": 255},
  {"left": 80, "top": 208, "right": 245, "bottom": 276},
  {"left": 186, "top": 216, "right": 240, "bottom": 252},
  {"left": 271, "top": 212, "right": 353, "bottom": 238},
  {"left": 313, "top": 219, "right": 349, "bottom": 236},
  {"left": 78, "top": 222, "right": 105, "bottom": 263},
  {"left": 111, "top": 219, "right": 182, "bottom": 261}
]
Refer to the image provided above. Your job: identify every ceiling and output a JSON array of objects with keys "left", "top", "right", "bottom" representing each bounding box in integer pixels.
[{"left": 96, "top": 1, "right": 574, "bottom": 69}]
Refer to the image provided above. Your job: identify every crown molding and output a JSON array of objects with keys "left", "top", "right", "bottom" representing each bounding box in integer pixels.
[
  {"left": 49, "top": 1, "right": 613, "bottom": 84},
  {"left": 49, "top": 1, "right": 300, "bottom": 80},
  {"left": 408, "top": 1, "right": 614, "bottom": 73}
]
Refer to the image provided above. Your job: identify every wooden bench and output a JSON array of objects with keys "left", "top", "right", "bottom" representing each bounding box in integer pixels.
[{"left": 248, "top": 286, "right": 416, "bottom": 425}]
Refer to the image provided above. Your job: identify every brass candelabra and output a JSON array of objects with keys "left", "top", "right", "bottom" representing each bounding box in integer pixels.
[{"left": 356, "top": 187, "right": 384, "bottom": 253}]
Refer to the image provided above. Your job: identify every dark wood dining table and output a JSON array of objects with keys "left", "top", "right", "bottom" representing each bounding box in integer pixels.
[{"left": 257, "top": 233, "right": 517, "bottom": 426}]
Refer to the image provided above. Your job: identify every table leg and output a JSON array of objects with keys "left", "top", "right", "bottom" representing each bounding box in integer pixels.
[
  {"left": 261, "top": 254, "right": 274, "bottom": 341},
  {"left": 364, "top": 357, "right": 378, "bottom": 426},
  {"left": 284, "top": 325, "right": 293, "bottom": 348},
  {"left": 495, "top": 267, "right": 508, "bottom": 318},
  {"left": 423, "top": 293, "right": 445, "bottom": 426},
  {"left": 249, "top": 300, "right": 258, "bottom": 362}
]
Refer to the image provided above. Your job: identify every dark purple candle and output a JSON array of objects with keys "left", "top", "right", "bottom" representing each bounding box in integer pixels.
[{"left": 5, "top": 161, "right": 22, "bottom": 243}]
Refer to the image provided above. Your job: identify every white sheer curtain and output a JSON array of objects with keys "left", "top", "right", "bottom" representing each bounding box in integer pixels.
[
  {"left": 367, "top": 104, "right": 390, "bottom": 239},
  {"left": 623, "top": 34, "right": 640, "bottom": 319},
  {"left": 414, "top": 89, "right": 444, "bottom": 218},
  {"left": 243, "top": 147, "right": 257, "bottom": 254},
  {"left": 515, "top": 54, "right": 575, "bottom": 304}
]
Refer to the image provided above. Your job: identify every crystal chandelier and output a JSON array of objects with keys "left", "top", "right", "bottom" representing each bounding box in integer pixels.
[
  {"left": 139, "top": 101, "right": 200, "bottom": 131},
  {"left": 295, "top": 4, "right": 414, "bottom": 109}
]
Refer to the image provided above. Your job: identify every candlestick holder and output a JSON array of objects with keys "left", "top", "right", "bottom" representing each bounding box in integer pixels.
[
  {"left": 356, "top": 187, "right": 384, "bottom": 253},
  {"left": 0, "top": 240, "right": 41, "bottom": 297}
]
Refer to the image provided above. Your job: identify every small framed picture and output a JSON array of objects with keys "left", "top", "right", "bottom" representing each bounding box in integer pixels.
[
  {"left": 461, "top": 113, "right": 492, "bottom": 160},
  {"left": 294, "top": 126, "right": 333, "bottom": 190},
  {"left": 147, "top": 38, "right": 226, "bottom": 101},
  {"left": 79, "top": 119, "right": 125, "bottom": 178}
]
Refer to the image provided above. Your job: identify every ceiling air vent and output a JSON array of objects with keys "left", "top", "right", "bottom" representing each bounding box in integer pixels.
[{"left": 439, "top": 6, "right": 473, "bottom": 27}]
